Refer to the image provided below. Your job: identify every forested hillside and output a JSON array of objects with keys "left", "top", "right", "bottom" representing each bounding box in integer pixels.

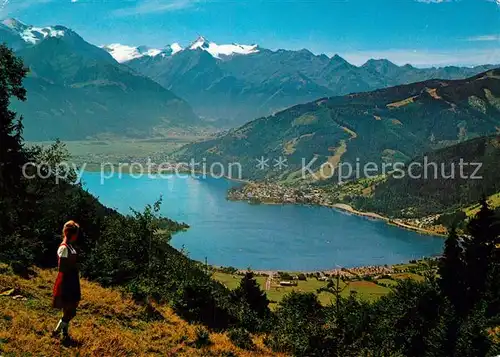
[
  {"left": 176, "top": 69, "right": 500, "bottom": 181},
  {"left": 354, "top": 135, "right": 500, "bottom": 219}
]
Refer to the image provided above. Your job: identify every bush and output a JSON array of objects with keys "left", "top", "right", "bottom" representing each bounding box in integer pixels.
[
  {"left": 278, "top": 272, "right": 293, "bottom": 280},
  {"left": 228, "top": 328, "right": 255, "bottom": 350},
  {"left": 220, "top": 352, "right": 238, "bottom": 357},
  {"left": 219, "top": 266, "right": 238, "bottom": 274},
  {"left": 172, "top": 279, "right": 234, "bottom": 330},
  {"left": 267, "top": 292, "right": 325, "bottom": 356},
  {"left": 193, "top": 326, "right": 211, "bottom": 348}
]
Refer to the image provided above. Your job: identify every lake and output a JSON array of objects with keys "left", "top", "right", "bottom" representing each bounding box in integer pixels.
[{"left": 82, "top": 172, "right": 444, "bottom": 271}]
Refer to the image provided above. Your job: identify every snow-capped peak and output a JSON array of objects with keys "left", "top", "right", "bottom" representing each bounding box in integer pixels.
[
  {"left": 102, "top": 36, "right": 258, "bottom": 63},
  {"left": 170, "top": 43, "right": 183, "bottom": 54},
  {"left": 188, "top": 36, "right": 259, "bottom": 58},
  {"left": 2, "top": 18, "right": 66, "bottom": 44},
  {"left": 102, "top": 43, "right": 183, "bottom": 63},
  {"left": 102, "top": 44, "right": 159, "bottom": 63},
  {"left": 189, "top": 36, "right": 210, "bottom": 50}
]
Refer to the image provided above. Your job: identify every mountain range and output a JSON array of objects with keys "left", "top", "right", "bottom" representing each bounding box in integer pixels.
[
  {"left": 0, "top": 18, "right": 199, "bottom": 140},
  {"left": 1, "top": 17, "right": 498, "bottom": 141},
  {"left": 115, "top": 37, "right": 497, "bottom": 125},
  {"left": 175, "top": 69, "right": 500, "bottom": 180}
]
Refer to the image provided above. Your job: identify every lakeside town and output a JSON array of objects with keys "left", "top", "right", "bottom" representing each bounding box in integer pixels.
[{"left": 227, "top": 181, "right": 447, "bottom": 236}]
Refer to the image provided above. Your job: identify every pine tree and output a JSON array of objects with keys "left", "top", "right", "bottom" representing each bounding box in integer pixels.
[
  {"left": 0, "top": 44, "right": 29, "bottom": 261},
  {"left": 454, "top": 304, "right": 494, "bottom": 357},
  {"left": 231, "top": 271, "right": 270, "bottom": 319},
  {"left": 463, "top": 198, "right": 498, "bottom": 312},
  {"left": 0, "top": 44, "right": 28, "bottom": 197},
  {"left": 438, "top": 227, "right": 466, "bottom": 314}
]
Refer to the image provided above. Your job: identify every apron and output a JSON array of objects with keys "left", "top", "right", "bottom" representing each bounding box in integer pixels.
[{"left": 52, "top": 243, "right": 81, "bottom": 309}]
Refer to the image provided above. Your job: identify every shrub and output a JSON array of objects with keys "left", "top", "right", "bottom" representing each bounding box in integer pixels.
[
  {"left": 278, "top": 272, "right": 293, "bottom": 280},
  {"left": 220, "top": 352, "right": 238, "bottom": 357},
  {"left": 267, "top": 292, "right": 325, "bottom": 356},
  {"left": 193, "top": 327, "right": 211, "bottom": 348},
  {"left": 228, "top": 328, "right": 255, "bottom": 350}
]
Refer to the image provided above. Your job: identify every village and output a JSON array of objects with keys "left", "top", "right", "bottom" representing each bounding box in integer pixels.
[
  {"left": 227, "top": 182, "right": 447, "bottom": 236},
  {"left": 212, "top": 258, "right": 437, "bottom": 306},
  {"left": 227, "top": 182, "right": 332, "bottom": 206}
]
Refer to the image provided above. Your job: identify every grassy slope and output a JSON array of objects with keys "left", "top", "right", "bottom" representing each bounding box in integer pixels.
[
  {"left": 0, "top": 266, "right": 281, "bottom": 356},
  {"left": 464, "top": 191, "right": 500, "bottom": 217}
]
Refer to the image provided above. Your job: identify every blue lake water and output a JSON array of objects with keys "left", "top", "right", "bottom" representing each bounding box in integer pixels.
[{"left": 82, "top": 172, "right": 444, "bottom": 271}]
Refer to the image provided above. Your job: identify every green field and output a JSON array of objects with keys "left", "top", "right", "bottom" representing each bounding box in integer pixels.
[
  {"left": 212, "top": 272, "right": 396, "bottom": 307},
  {"left": 27, "top": 135, "right": 208, "bottom": 166}
]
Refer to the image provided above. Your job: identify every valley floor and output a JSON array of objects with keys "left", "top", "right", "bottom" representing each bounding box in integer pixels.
[
  {"left": 0, "top": 265, "right": 280, "bottom": 356},
  {"left": 212, "top": 259, "right": 431, "bottom": 308}
]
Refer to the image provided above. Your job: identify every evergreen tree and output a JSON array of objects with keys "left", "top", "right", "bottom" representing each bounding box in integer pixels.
[
  {"left": 0, "top": 44, "right": 28, "bottom": 196},
  {"left": 267, "top": 292, "right": 325, "bottom": 356},
  {"left": 230, "top": 271, "right": 270, "bottom": 319},
  {"left": 0, "top": 44, "right": 29, "bottom": 264},
  {"left": 438, "top": 227, "right": 466, "bottom": 314},
  {"left": 463, "top": 198, "right": 498, "bottom": 312},
  {"left": 454, "top": 304, "right": 495, "bottom": 357}
]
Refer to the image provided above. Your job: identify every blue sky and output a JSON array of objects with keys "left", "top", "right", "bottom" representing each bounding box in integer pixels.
[{"left": 2, "top": 0, "right": 499, "bottom": 67}]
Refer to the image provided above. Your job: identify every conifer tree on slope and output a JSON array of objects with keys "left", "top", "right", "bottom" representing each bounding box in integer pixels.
[
  {"left": 0, "top": 44, "right": 29, "bottom": 262},
  {"left": 231, "top": 271, "right": 270, "bottom": 319},
  {"left": 463, "top": 197, "right": 498, "bottom": 312},
  {"left": 438, "top": 227, "right": 466, "bottom": 315}
]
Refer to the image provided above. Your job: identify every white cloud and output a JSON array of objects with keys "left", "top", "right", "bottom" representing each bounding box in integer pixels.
[
  {"left": 466, "top": 34, "right": 500, "bottom": 42},
  {"left": 113, "top": 0, "right": 201, "bottom": 17},
  {"left": 341, "top": 48, "right": 500, "bottom": 67}
]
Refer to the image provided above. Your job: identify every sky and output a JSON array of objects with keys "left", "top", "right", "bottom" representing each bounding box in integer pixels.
[{"left": 1, "top": 0, "right": 499, "bottom": 67}]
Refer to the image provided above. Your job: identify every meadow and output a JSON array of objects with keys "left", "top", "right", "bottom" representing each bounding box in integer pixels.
[
  {"left": 212, "top": 268, "right": 427, "bottom": 308},
  {"left": 27, "top": 135, "right": 208, "bottom": 167}
]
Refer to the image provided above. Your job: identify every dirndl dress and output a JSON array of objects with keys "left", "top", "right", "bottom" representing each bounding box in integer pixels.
[{"left": 52, "top": 243, "right": 81, "bottom": 309}]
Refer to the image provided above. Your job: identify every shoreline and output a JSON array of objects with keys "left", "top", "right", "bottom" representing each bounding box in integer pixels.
[
  {"left": 211, "top": 256, "right": 438, "bottom": 276},
  {"left": 81, "top": 167, "right": 444, "bottom": 237},
  {"left": 82, "top": 165, "right": 251, "bottom": 184},
  {"left": 80, "top": 168, "right": 443, "bottom": 272},
  {"left": 329, "top": 203, "right": 446, "bottom": 237},
  {"left": 228, "top": 194, "right": 446, "bottom": 238}
]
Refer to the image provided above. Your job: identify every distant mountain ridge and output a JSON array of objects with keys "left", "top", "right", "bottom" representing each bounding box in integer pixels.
[
  {"left": 118, "top": 36, "right": 498, "bottom": 125},
  {"left": 102, "top": 36, "right": 260, "bottom": 63},
  {"left": 0, "top": 18, "right": 200, "bottom": 140},
  {"left": 175, "top": 69, "right": 500, "bottom": 180},
  {"left": 2, "top": 17, "right": 498, "bottom": 140}
]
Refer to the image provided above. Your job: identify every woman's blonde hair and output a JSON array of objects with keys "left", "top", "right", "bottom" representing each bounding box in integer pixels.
[{"left": 63, "top": 220, "right": 80, "bottom": 240}]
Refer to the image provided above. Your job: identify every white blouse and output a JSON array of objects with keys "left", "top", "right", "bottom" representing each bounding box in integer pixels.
[{"left": 57, "top": 244, "right": 77, "bottom": 258}]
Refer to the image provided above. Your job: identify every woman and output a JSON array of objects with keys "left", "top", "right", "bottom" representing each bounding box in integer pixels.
[{"left": 52, "top": 220, "right": 81, "bottom": 339}]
